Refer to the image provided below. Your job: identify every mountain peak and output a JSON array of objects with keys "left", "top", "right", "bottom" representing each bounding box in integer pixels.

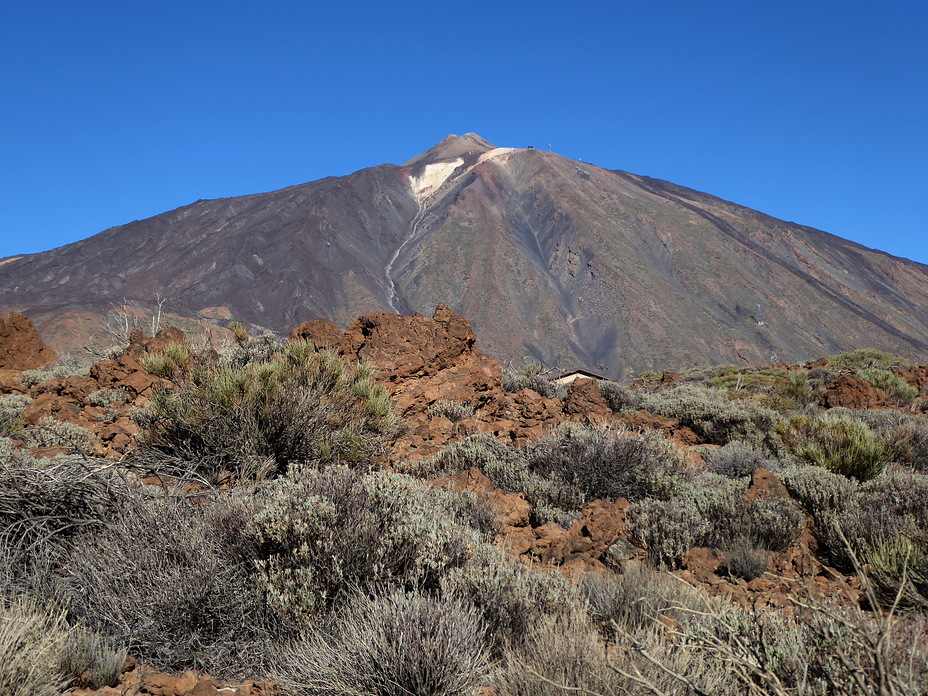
[{"left": 403, "top": 133, "right": 497, "bottom": 167}]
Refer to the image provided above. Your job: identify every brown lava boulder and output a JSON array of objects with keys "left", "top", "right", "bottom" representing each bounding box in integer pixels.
[{"left": 0, "top": 312, "right": 56, "bottom": 370}]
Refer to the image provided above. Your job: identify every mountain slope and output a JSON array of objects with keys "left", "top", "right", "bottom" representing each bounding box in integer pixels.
[{"left": 3, "top": 133, "right": 928, "bottom": 377}]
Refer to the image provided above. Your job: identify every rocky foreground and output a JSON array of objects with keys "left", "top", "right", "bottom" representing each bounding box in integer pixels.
[{"left": 1, "top": 308, "right": 926, "bottom": 695}]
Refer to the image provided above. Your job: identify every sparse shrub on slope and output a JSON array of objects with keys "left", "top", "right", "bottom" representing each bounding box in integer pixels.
[
  {"left": 441, "top": 544, "right": 579, "bottom": 653},
  {"left": 84, "top": 387, "right": 128, "bottom": 407},
  {"left": 0, "top": 453, "right": 119, "bottom": 554},
  {"left": 57, "top": 627, "right": 128, "bottom": 690},
  {"left": 136, "top": 339, "right": 397, "bottom": 482},
  {"left": 706, "top": 440, "right": 783, "bottom": 478},
  {"left": 856, "top": 367, "right": 918, "bottom": 404},
  {"left": 0, "top": 395, "right": 30, "bottom": 436},
  {"left": 629, "top": 473, "right": 804, "bottom": 567},
  {"left": 525, "top": 424, "right": 679, "bottom": 505},
  {"left": 20, "top": 417, "right": 96, "bottom": 455},
  {"left": 399, "top": 433, "right": 524, "bottom": 479},
  {"left": 247, "top": 466, "right": 486, "bottom": 622},
  {"left": 61, "top": 489, "right": 277, "bottom": 675},
  {"left": 599, "top": 380, "right": 644, "bottom": 412},
  {"left": 581, "top": 564, "right": 703, "bottom": 632},
  {"left": 0, "top": 594, "right": 71, "bottom": 696},
  {"left": 502, "top": 361, "right": 566, "bottom": 399},
  {"left": 778, "top": 411, "right": 888, "bottom": 481},
  {"left": 427, "top": 399, "right": 475, "bottom": 422},
  {"left": 21, "top": 357, "right": 90, "bottom": 388},
  {"left": 830, "top": 348, "right": 909, "bottom": 371},
  {"left": 827, "top": 471, "right": 928, "bottom": 601},
  {"left": 642, "top": 383, "right": 781, "bottom": 447},
  {"left": 275, "top": 588, "right": 490, "bottom": 696}
]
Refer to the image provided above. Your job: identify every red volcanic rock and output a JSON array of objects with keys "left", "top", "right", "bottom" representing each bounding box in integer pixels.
[
  {"left": 341, "top": 305, "right": 481, "bottom": 381},
  {"left": 0, "top": 313, "right": 55, "bottom": 370},
  {"left": 563, "top": 378, "right": 610, "bottom": 417},
  {"left": 437, "top": 467, "right": 531, "bottom": 528},
  {"left": 0, "top": 369, "right": 25, "bottom": 394},
  {"left": 745, "top": 468, "right": 790, "bottom": 502},
  {"left": 126, "top": 326, "right": 186, "bottom": 356},
  {"left": 290, "top": 317, "right": 346, "bottom": 352},
  {"left": 614, "top": 409, "right": 700, "bottom": 446},
  {"left": 567, "top": 498, "right": 632, "bottom": 557},
  {"left": 820, "top": 374, "right": 886, "bottom": 409}
]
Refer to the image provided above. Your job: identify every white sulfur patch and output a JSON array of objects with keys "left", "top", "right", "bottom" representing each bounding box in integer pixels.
[
  {"left": 408, "top": 158, "right": 464, "bottom": 202},
  {"left": 477, "top": 147, "right": 516, "bottom": 164}
]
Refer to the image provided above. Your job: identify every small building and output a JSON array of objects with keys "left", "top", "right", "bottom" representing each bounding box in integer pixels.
[{"left": 547, "top": 368, "right": 613, "bottom": 386}]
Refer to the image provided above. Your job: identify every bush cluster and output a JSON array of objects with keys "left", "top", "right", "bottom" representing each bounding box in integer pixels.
[
  {"left": 5, "top": 337, "right": 928, "bottom": 692},
  {"left": 629, "top": 473, "right": 805, "bottom": 567},
  {"left": 427, "top": 399, "right": 475, "bottom": 422},
  {"left": 135, "top": 339, "right": 396, "bottom": 482},
  {"left": 0, "top": 395, "right": 30, "bottom": 436},
  {"left": 856, "top": 367, "right": 918, "bottom": 404},
  {"left": 502, "top": 361, "right": 566, "bottom": 399},
  {"left": 642, "top": 383, "right": 781, "bottom": 447},
  {"left": 777, "top": 411, "right": 888, "bottom": 481},
  {"left": 829, "top": 348, "right": 909, "bottom": 371}
]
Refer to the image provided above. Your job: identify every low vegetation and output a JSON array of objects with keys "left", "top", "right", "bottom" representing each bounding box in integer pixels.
[{"left": 2, "top": 334, "right": 927, "bottom": 694}]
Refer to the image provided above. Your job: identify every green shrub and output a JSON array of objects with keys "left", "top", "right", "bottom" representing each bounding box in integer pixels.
[
  {"left": 779, "top": 411, "right": 888, "bottom": 481},
  {"left": 275, "top": 589, "right": 490, "bottom": 696},
  {"left": 526, "top": 425, "right": 678, "bottom": 506},
  {"left": 863, "top": 534, "right": 928, "bottom": 607},
  {"left": 248, "top": 467, "right": 481, "bottom": 621},
  {"left": 57, "top": 627, "right": 127, "bottom": 689},
  {"left": 441, "top": 544, "right": 578, "bottom": 652},
  {"left": 598, "top": 381, "right": 643, "bottom": 412},
  {"left": 135, "top": 340, "right": 397, "bottom": 482},
  {"left": 856, "top": 367, "right": 918, "bottom": 404},
  {"left": 0, "top": 594, "right": 71, "bottom": 696},
  {"left": 502, "top": 361, "right": 566, "bottom": 399},
  {"left": 642, "top": 383, "right": 781, "bottom": 447},
  {"left": 140, "top": 352, "right": 176, "bottom": 379},
  {"left": 228, "top": 321, "right": 250, "bottom": 346},
  {"left": 0, "top": 395, "right": 30, "bottom": 436},
  {"left": 21, "top": 360, "right": 90, "bottom": 387},
  {"left": 85, "top": 388, "right": 128, "bottom": 407},
  {"left": 427, "top": 399, "right": 475, "bottom": 422},
  {"left": 20, "top": 417, "right": 96, "bottom": 455},
  {"left": 779, "top": 370, "right": 817, "bottom": 407},
  {"left": 830, "top": 348, "right": 909, "bottom": 370}
]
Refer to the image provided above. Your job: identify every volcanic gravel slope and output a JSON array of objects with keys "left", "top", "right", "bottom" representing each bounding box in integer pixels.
[{"left": 4, "top": 133, "right": 928, "bottom": 377}]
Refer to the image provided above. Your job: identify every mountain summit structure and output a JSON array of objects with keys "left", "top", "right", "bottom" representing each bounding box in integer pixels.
[{"left": 3, "top": 133, "right": 928, "bottom": 377}]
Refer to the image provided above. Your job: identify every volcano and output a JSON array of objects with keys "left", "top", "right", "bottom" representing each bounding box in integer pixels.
[{"left": 3, "top": 133, "right": 928, "bottom": 377}]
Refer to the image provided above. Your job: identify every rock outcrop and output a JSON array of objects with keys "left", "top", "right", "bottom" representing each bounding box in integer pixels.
[{"left": 0, "top": 312, "right": 56, "bottom": 370}]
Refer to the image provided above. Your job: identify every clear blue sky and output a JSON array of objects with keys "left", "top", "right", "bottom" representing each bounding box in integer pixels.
[{"left": 2, "top": 1, "right": 926, "bottom": 264}]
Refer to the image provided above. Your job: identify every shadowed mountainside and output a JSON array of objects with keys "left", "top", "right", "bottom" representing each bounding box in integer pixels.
[{"left": 3, "top": 133, "right": 928, "bottom": 377}]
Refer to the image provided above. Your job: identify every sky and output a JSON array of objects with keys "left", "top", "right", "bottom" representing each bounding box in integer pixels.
[{"left": 2, "top": 1, "right": 927, "bottom": 264}]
